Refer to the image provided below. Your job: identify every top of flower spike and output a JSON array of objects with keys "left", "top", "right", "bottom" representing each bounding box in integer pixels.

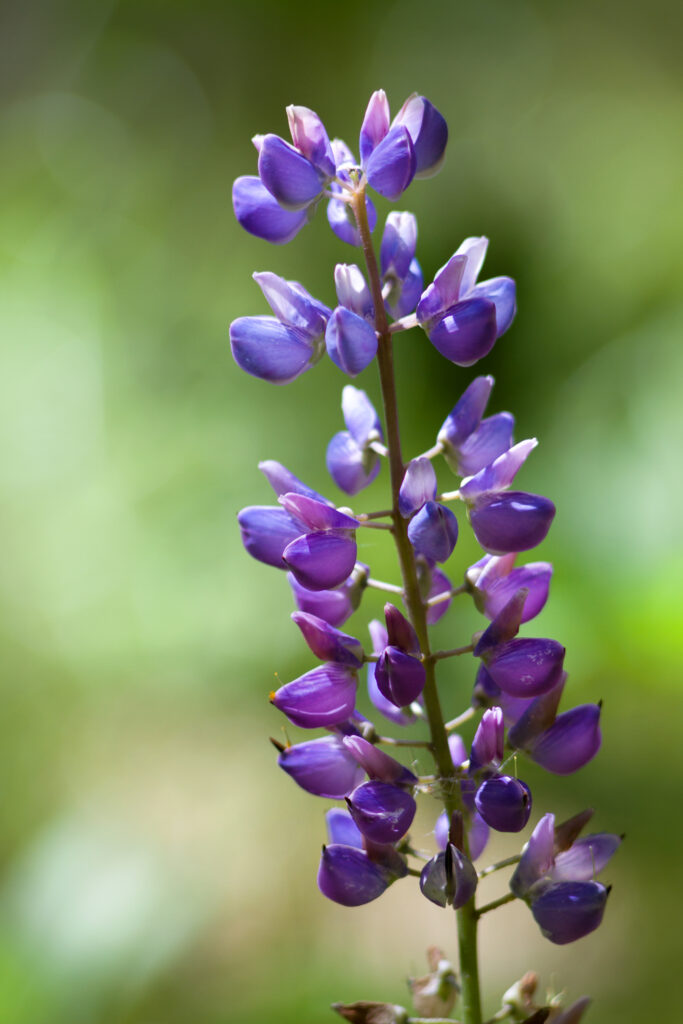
[{"left": 233, "top": 92, "right": 448, "bottom": 246}]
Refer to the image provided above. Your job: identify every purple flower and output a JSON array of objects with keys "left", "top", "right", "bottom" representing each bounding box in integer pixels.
[
  {"left": 510, "top": 812, "right": 620, "bottom": 900},
  {"left": 284, "top": 529, "right": 358, "bottom": 590},
  {"left": 392, "top": 94, "right": 448, "bottom": 178},
  {"left": 469, "top": 491, "right": 556, "bottom": 555},
  {"left": 480, "top": 638, "right": 566, "bottom": 699},
  {"left": 531, "top": 881, "right": 609, "bottom": 945},
  {"left": 467, "top": 553, "right": 552, "bottom": 623},
  {"left": 375, "top": 644, "right": 426, "bottom": 709},
  {"left": 526, "top": 703, "right": 602, "bottom": 774},
  {"left": 232, "top": 176, "right": 309, "bottom": 245},
  {"left": 288, "top": 564, "right": 367, "bottom": 627},
  {"left": 237, "top": 504, "right": 303, "bottom": 569},
  {"left": 229, "top": 272, "right": 330, "bottom": 384},
  {"left": 417, "top": 238, "right": 516, "bottom": 366},
  {"left": 346, "top": 781, "right": 417, "bottom": 844},
  {"left": 384, "top": 602, "right": 420, "bottom": 653},
  {"left": 407, "top": 501, "right": 459, "bottom": 563},
  {"left": 291, "top": 611, "right": 364, "bottom": 667},
  {"left": 327, "top": 386, "right": 383, "bottom": 496},
  {"left": 258, "top": 133, "right": 326, "bottom": 211},
  {"left": 279, "top": 494, "right": 359, "bottom": 590},
  {"left": 318, "top": 844, "right": 393, "bottom": 907},
  {"left": 325, "top": 307, "right": 378, "bottom": 376},
  {"left": 474, "top": 775, "right": 532, "bottom": 833},
  {"left": 276, "top": 735, "right": 365, "bottom": 798},
  {"left": 270, "top": 663, "right": 358, "bottom": 728}
]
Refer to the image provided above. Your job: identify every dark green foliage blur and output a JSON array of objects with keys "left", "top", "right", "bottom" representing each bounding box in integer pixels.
[{"left": 0, "top": 0, "right": 681, "bottom": 1021}]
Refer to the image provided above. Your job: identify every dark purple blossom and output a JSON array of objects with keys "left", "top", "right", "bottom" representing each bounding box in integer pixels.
[
  {"left": 407, "top": 501, "right": 459, "bottom": 563},
  {"left": 277, "top": 735, "right": 365, "bottom": 798},
  {"left": 346, "top": 780, "right": 417, "bottom": 844},
  {"left": 474, "top": 775, "right": 532, "bottom": 833},
  {"left": 270, "top": 663, "right": 358, "bottom": 728}
]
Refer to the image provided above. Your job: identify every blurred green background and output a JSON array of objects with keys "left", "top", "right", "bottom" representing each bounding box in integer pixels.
[{"left": 0, "top": 0, "right": 681, "bottom": 1021}]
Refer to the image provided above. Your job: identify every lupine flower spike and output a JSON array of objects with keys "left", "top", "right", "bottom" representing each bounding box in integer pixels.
[{"left": 230, "top": 89, "right": 618, "bottom": 1024}]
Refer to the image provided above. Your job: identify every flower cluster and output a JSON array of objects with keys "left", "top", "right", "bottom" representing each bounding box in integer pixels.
[{"left": 230, "top": 90, "right": 617, "bottom": 1024}]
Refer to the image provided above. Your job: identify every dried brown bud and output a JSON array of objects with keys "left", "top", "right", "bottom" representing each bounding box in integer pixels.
[
  {"left": 331, "top": 1001, "right": 408, "bottom": 1024},
  {"left": 408, "top": 946, "right": 459, "bottom": 1018},
  {"left": 502, "top": 971, "right": 539, "bottom": 1014}
]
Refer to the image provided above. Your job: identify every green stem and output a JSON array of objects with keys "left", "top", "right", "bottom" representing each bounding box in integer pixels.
[{"left": 352, "top": 188, "right": 483, "bottom": 1024}]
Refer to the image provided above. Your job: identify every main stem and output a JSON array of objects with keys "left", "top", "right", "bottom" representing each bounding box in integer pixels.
[{"left": 352, "top": 190, "right": 483, "bottom": 1024}]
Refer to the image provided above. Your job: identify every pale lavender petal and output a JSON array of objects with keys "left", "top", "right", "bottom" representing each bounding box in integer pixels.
[
  {"left": 398, "top": 457, "right": 438, "bottom": 517},
  {"left": 286, "top": 104, "right": 335, "bottom": 177},
  {"left": 229, "top": 316, "right": 314, "bottom": 384},
  {"left": 460, "top": 439, "right": 538, "bottom": 500}
]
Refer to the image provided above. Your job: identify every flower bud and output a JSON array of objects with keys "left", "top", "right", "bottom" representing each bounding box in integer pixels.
[
  {"left": 530, "top": 880, "right": 609, "bottom": 944},
  {"left": 335, "top": 264, "right": 375, "bottom": 321},
  {"left": 232, "top": 175, "right": 307, "bottom": 245},
  {"left": 359, "top": 90, "right": 391, "bottom": 165},
  {"left": 469, "top": 491, "right": 556, "bottom": 554},
  {"left": 325, "top": 307, "right": 378, "bottom": 376},
  {"left": 366, "top": 621, "right": 417, "bottom": 726},
  {"left": 286, "top": 104, "right": 335, "bottom": 177},
  {"left": 375, "top": 646, "right": 426, "bottom": 708},
  {"left": 474, "top": 775, "right": 532, "bottom": 833},
  {"left": 407, "top": 501, "right": 459, "bottom": 563},
  {"left": 419, "top": 843, "right": 478, "bottom": 909},
  {"left": 258, "top": 134, "right": 324, "bottom": 210},
  {"left": 277, "top": 736, "right": 365, "bottom": 798},
  {"left": 384, "top": 603, "right": 420, "bottom": 654},
  {"left": 423, "top": 562, "right": 453, "bottom": 625},
  {"left": 469, "top": 707, "right": 504, "bottom": 773},
  {"left": 398, "top": 458, "right": 437, "bottom": 517},
  {"left": 380, "top": 211, "right": 418, "bottom": 280},
  {"left": 271, "top": 664, "right": 357, "bottom": 728},
  {"left": 291, "top": 611, "right": 364, "bottom": 667},
  {"left": 346, "top": 781, "right": 417, "bottom": 844}
]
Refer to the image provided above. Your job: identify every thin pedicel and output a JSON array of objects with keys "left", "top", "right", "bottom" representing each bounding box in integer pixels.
[{"left": 230, "top": 89, "right": 620, "bottom": 1024}]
